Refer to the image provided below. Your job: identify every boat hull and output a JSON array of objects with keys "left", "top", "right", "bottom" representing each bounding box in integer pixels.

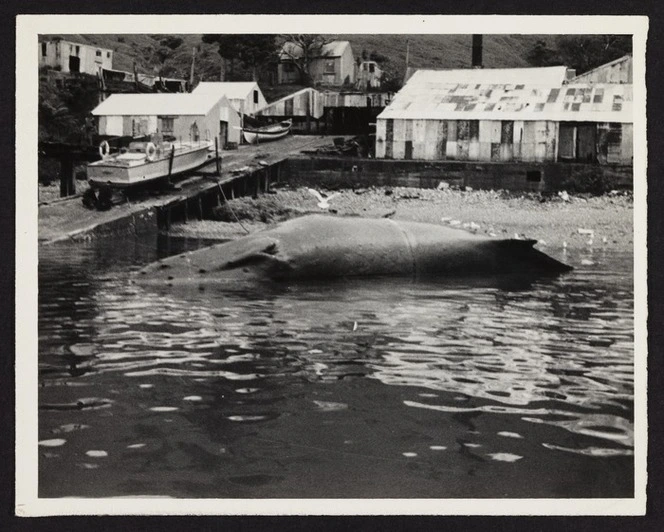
[
  {"left": 242, "top": 122, "right": 292, "bottom": 144},
  {"left": 87, "top": 142, "right": 215, "bottom": 188}
]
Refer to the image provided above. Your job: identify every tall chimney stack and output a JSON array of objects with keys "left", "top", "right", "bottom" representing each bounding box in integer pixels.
[{"left": 472, "top": 34, "right": 483, "bottom": 68}]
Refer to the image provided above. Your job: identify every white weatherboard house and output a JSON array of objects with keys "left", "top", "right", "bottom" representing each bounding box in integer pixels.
[
  {"left": 376, "top": 67, "right": 633, "bottom": 165},
  {"left": 91, "top": 92, "right": 226, "bottom": 148},
  {"left": 192, "top": 81, "right": 267, "bottom": 117},
  {"left": 278, "top": 40, "right": 356, "bottom": 86},
  {"left": 40, "top": 39, "right": 113, "bottom": 75}
]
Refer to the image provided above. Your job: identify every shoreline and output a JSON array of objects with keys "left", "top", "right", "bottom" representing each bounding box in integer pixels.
[{"left": 165, "top": 185, "right": 633, "bottom": 256}]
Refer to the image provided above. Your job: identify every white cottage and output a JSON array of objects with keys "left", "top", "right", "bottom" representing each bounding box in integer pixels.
[
  {"left": 91, "top": 92, "right": 230, "bottom": 149},
  {"left": 40, "top": 39, "right": 113, "bottom": 75},
  {"left": 192, "top": 81, "right": 267, "bottom": 117}
]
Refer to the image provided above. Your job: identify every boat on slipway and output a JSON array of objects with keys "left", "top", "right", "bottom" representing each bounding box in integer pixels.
[
  {"left": 87, "top": 138, "right": 215, "bottom": 189},
  {"left": 242, "top": 120, "right": 292, "bottom": 144}
]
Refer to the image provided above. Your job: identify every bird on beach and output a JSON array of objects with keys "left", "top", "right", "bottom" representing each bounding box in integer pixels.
[{"left": 307, "top": 188, "right": 340, "bottom": 210}]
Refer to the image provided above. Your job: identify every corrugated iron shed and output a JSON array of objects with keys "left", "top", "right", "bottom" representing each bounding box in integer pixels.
[
  {"left": 91, "top": 92, "right": 223, "bottom": 116},
  {"left": 568, "top": 54, "right": 632, "bottom": 84},
  {"left": 378, "top": 81, "right": 632, "bottom": 123}
]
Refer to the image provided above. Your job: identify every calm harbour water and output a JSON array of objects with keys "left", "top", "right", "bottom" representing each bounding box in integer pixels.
[{"left": 38, "top": 232, "right": 634, "bottom": 498}]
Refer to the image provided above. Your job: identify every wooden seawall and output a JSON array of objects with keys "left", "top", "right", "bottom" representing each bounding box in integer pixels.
[{"left": 38, "top": 136, "right": 337, "bottom": 244}]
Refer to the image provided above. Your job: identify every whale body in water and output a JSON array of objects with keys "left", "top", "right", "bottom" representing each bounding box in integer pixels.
[{"left": 136, "top": 215, "right": 571, "bottom": 285}]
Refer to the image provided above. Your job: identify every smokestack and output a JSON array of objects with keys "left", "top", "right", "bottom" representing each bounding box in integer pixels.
[{"left": 472, "top": 34, "right": 483, "bottom": 68}]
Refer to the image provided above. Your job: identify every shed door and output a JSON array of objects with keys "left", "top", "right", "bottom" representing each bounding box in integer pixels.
[
  {"left": 576, "top": 124, "right": 597, "bottom": 162},
  {"left": 219, "top": 121, "right": 228, "bottom": 146},
  {"left": 558, "top": 123, "right": 576, "bottom": 160}
]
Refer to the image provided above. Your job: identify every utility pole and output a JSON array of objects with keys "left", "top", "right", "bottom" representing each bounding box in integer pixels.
[
  {"left": 189, "top": 46, "right": 197, "bottom": 90},
  {"left": 405, "top": 38, "right": 410, "bottom": 71}
]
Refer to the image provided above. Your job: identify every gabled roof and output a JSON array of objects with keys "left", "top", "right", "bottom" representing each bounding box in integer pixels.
[
  {"left": 280, "top": 40, "right": 351, "bottom": 60},
  {"left": 192, "top": 81, "right": 262, "bottom": 101},
  {"left": 91, "top": 92, "right": 223, "bottom": 116},
  {"left": 378, "top": 82, "right": 633, "bottom": 123},
  {"left": 405, "top": 67, "right": 570, "bottom": 87},
  {"left": 568, "top": 54, "right": 632, "bottom": 83}
]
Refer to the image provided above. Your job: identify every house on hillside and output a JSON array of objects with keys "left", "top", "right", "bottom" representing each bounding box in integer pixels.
[
  {"left": 569, "top": 55, "right": 632, "bottom": 84},
  {"left": 278, "top": 40, "right": 356, "bottom": 87},
  {"left": 91, "top": 92, "right": 232, "bottom": 149},
  {"left": 192, "top": 81, "right": 267, "bottom": 116},
  {"left": 40, "top": 39, "right": 113, "bottom": 75},
  {"left": 376, "top": 69, "right": 632, "bottom": 166},
  {"left": 357, "top": 60, "right": 383, "bottom": 90}
]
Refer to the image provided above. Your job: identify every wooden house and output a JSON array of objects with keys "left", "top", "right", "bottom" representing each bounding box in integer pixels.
[
  {"left": 192, "top": 81, "right": 267, "bottom": 117},
  {"left": 91, "top": 92, "right": 230, "bottom": 148},
  {"left": 40, "top": 39, "right": 113, "bottom": 75},
  {"left": 357, "top": 60, "right": 383, "bottom": 90},
  {"left": 278, "top": 40, "right": 356, "bottom": 87},
  {"left": 376, "top": 69, "right": 632, "bottom": 166}
]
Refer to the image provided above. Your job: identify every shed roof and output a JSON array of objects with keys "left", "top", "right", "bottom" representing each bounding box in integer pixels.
[
  {"left": 91, "top": 92, "right": 223, "bottom": 116},
  {"left": 405, "top": 67, "right": 570, "bottom": 87},
  {"left": 280, "top": 40, "right": 351, "bottom": 60},
  {"left": 568, "top": 54, "right": 632, "bottom": 83},
  {"left": 192, "top": 81, "right": 262, "bottom": 101},
  {"left": 377, "top": 82, "right": 633, "bottom": 123}
]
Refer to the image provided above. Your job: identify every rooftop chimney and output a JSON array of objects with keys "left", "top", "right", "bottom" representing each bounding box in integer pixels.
[{"left": 472, "top": 35, "right": 483, "bottom": 68}]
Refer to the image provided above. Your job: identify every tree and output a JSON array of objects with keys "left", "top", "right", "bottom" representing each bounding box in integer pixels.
[
  {"left": 555, "top": 35, "right": 631, "bottom": 75},
  {"left": 202, "top": 34, "right": 278, "bottom": 81},
  {"left": 277, "top": 34, "right": 332, "bottom": 86},
  {"left": 526, "top": 40, "right": 561, "bottom": 67}
]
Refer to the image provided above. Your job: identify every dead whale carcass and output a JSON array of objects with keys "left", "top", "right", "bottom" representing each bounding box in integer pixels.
[{"left": 136, "top": 215, "right": 571, "bottom": 285}]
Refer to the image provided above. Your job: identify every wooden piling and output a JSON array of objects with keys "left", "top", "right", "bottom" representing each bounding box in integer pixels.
[{"left": 59, "top": 154, "right": 76, "bottom": 198}]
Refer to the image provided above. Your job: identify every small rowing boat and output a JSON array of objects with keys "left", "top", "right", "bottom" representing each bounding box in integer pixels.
[{"left": 242, "top": 120, "right": 292, "bottom": 144}]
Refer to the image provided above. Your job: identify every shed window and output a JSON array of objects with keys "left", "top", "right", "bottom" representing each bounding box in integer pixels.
[
  {"left": 369, "top": 63, "right": 375, "bottom": 73},
  {"left": 107, "top": 51, "right": 111, "bottom": 58},
  {"left": 253, "top": 90, "right": 259, "bottom": 104},
  {"left": 324, "top": 60, "right": 335, "bottom": 74},
  {"left": 41, "top": 42, "right": 47, "bottom": 57},
  {"left": 283, "top": 61, "right": 295, "bottom": 72},
  {"left": 96, "top": 50, "right": 102, "bottom": 57},
  {"left": 158, "top": 116, "right": 175, "bottom": 135},
  {"left": 75, "top": 46, "right": 80, "bottom": 55}
]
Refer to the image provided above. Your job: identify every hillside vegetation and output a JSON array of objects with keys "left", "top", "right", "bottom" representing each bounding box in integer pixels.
[{"left": 41, "top": 34, "right": 563, "bottom": 85}]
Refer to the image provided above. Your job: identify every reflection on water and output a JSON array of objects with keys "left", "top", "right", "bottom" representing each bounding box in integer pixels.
[{"left": 38, "top": 233, "right": 634, "bottom": 498}]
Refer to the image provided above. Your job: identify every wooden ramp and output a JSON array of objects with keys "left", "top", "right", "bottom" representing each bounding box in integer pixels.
[{"left": 39, "top": 136, "right": 338, "bottom": 244}]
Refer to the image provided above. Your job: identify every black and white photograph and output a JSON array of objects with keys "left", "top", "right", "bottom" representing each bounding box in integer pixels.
[{"left": 15, "top": 14, "right": 648, "bottom": 516}]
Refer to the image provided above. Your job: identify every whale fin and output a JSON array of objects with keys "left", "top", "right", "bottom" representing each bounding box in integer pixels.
[{"left": 496, "top": 239, "right": 572, "bottom": 273}]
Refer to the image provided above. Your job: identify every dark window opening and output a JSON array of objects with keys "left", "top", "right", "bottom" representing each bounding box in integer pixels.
[
  {"left": 96, "top": 50, "right": 102, "bottom": 57},
  {"left": 283, "top": 62, "right": 295, "bottom": 72},
  {"left": 41, "top": 42, "right": 47, "bottom": 57},
  {"left": 369, "top": 63, "right": 375, "bottom": 73},
  {"left": 324, "top": 60, "right": 335, "bottom": 74},
  {"left": 253, "top": 90, "right": 259, "bottom": 104},
  {"left": 526, "top": 170, "right": 542, "bottom": 182},
  {"left": 75, "top": 45, "right": 80, "bottom": 55},
  {"left": 107, "top": 51, "right": 111, "bottom": 58}
]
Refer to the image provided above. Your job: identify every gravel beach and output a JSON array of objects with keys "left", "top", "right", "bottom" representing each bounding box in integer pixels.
[{"left": 167, "top": 186, "right": 634, "bottom": 255}]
